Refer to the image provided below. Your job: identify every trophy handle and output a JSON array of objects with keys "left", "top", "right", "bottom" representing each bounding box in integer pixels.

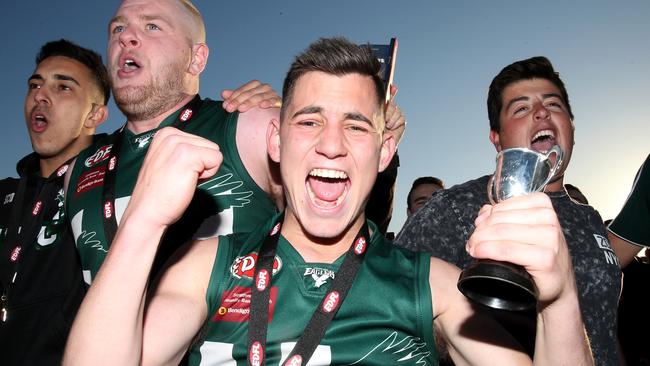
[
  {"left": 487, "top": 174, "right": 498, "bottom": 205},
  {"left": 540, "top": 145, "right": 564, "bottom": 188}
]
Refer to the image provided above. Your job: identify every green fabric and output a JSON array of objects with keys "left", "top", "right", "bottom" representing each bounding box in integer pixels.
[
  {"left": 189, "top": 214, "right": 436, "bottom": 365},
  {"left": 66, "top": 98, "right": 277, "bottom": 282}
]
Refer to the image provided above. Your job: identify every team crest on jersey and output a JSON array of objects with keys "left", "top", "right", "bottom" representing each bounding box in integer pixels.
[
  {"left": 230, "top": 253, "right": 282, "bottom": 279},
  {"left": 84, "top": 145, "right": 113, "bottom": 167},
  {"left": 36, "top": 189, "right": 66, "bottom": 249},
  {"left": 3, "top": 193, "right": 14, "bottom": 204},
  {"left": 133, "top": 132, "right": 155, "bottom": 149},
  {"left": 304, "top": 267, "right": 335, "bottom": 288}
]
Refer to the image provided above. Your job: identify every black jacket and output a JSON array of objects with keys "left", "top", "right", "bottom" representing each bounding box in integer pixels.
[{"left": 0, "top": 152, "right": 86, "bottom": 366}]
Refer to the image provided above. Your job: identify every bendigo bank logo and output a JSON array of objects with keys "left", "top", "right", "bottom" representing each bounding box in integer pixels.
[
  {"left": 212, "top": 286, "right": 278, "bottom": 323},
  {"left": 230, "top": 253, "right": 282, "bottom": 279}
]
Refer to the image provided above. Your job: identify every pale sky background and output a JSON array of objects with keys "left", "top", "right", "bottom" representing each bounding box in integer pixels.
[{"left": 2, "top": 0, "right": 648, "bottom": 233}]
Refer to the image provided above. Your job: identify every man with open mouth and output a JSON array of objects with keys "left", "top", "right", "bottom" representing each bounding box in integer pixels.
[
  {"left": 64, "top": 37, "right": 592, "bottom": 366},
  {"left": 396, "top": 56, "right": 621, "bottom": 366},
  {"left": 0, "top": 39, "right": 110, "bottom": 366}
]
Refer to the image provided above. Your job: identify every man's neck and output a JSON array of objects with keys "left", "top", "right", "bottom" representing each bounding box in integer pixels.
[
  {"left": 281, "top": 212, "right": 367, "bottom": 264},
  {"left": 39, "top": 134, "right": 94, "bottom": 178},
  {"left": 125, "top": 94, "right": 196, "bottom": 135},
  {"left": 545, "top": 174, "right": 565, "bottom": 192}
]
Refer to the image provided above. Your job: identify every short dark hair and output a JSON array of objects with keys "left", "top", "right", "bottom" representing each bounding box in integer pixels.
[
  {"left": 487, "top": 56, "right": 573, "bottom": 132},
  {"left": 281, "top": 37, "right": 385, "bottom": 122},
  {"left": 407, "top": 176, "right": 444, "bottom": 209},
  {"left": 36, "top": 39, "right": 110, "bottom": 105}
]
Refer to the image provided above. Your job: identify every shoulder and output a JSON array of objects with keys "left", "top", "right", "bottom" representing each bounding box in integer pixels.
[{"left": 237, "top": 107, "right": 280, "bottom": 134}]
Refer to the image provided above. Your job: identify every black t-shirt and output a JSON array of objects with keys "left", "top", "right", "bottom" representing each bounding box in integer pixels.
[{"left": 395, "top": 174, "right": 622, "bottom": 366}]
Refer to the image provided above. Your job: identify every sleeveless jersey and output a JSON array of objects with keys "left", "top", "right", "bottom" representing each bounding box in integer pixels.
[
  {"left": 66, "top": 98, "right": 277, "bottom": 283},
  {"left": 189, "top": 215, "right": 436, "bottom": 366}
]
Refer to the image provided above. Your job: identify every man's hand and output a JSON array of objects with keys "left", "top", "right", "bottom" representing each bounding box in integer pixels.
[
  {"left": 385, "top": 85, "right": 406, "bottom": 144},
  {"left": 466, "top": 193, "right": 577, "bottom": 306},
  {"left": 123, "top": 127, "right": 223, "bottom": 230},
  {"left": 221, "top": 79, "right": 281, "bottom": 113}
]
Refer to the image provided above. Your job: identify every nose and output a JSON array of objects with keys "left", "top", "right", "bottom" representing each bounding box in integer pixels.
[
  {"left": 32, "top": 85, "right": 50, "bottom": 106},
  {"left": 315, "top": 123, "right": 347, "bottom": 159},
  {"left": 119, "top": 26, "right": 140, "bottom": 49},
  {"left": 533, "top": 102, "right": 550, "bottom": 121}
]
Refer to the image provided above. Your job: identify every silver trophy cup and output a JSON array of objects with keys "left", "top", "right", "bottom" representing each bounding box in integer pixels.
[{"left": 458, "top": 145, "right": 563, "bottom": 311}]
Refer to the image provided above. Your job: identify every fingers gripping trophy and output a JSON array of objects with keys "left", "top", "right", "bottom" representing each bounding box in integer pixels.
[{"left": 458, "top": 145, "right": 563, "bottom": 311}]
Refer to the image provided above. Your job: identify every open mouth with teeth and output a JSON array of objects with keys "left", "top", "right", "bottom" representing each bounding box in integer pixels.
[
  {"left": 31, "top": 113, "right": 48, "bottom": 133},
  {"left": 122, "top": 58, "right": 140, "bottom": 71},
  {"left": 306, "top": 168, "right": 350, "bottom": 209},
  {"left": 531, "top": 129, "right": 556, "bottom": 153}
]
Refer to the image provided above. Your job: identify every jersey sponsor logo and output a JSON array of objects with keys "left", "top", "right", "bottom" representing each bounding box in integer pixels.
[
  {"left": 352, "top": 332, "right": 432, "bottom": 365},
  {"left": 322, "top": 291, "right": 339, "bottom": 313},
  {"left": 249, "top": 341, "right": 263, "bottom": 366},
  {"left": 255, "top": 269, "right": 269, "bottom": 291},
  {"left": 76, "top": 166, "right": 106, "bottom": 196},
  {"left": 304, "top": 267, "right": 335, "bottom": 288},
  {"left": 3, "top": 193, "right": 14, "bottom": 204},
  {"left": 32, "top": 200, "right": 42, "bottom": 216},
  {"left": 103, "top": 201, "right": 113, "bottom": 219},
  {"left": 180, "top": 108, "right": 193, "bottom": 122},
  {"left": 284, "top": 355, "right": 302, "bottom": 366},
  {"left": 354, "top": 236, "right": 367, "bottom": 255},
  {"left": 56, "top": 164, "right": 69, "bottom": 177},
  {"left": 594, "top": 234, "right": 620, "bottom": 266},
  {"left": 84, "top": 145, "right": 113, "bottom": 168},
  {"left": 212, "top": 285, "right": 277, "bottom": 323},
  {"left": 10, "top": 246, "right": 21, "bottom": 262},
  {"left": 231, "top": 253, "right": 282, "bottom": 279}
]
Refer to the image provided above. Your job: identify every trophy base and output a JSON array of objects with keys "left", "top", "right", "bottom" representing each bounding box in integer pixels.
[{"left": 458, "top": 260, "right": 538, "bottom": 311}]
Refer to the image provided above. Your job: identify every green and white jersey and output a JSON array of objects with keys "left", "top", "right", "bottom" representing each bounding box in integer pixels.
[
  {"left": 189, "top": 215, "right": 436, "bottom": 365},
  {"left": 66, "top": 98, "right": 277, "bottom": 283}
]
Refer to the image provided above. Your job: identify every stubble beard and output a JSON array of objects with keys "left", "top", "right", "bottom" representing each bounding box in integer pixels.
[{"left": 112, "top": 60, "right": 188, "bottom": 122}]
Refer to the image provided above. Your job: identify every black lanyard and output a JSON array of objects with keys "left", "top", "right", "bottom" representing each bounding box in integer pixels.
[
  {"left": 247, "top": 216, "right": 370, "bottom": 366},
  {"left": 101, "top": 95, "right": 203, "bottom": 245},
  {"left": 1, "top": 162, "right": 69, "bottom": 322}
]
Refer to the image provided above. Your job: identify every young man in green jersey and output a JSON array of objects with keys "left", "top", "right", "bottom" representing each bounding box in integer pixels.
[{"left": 65, "top": 37, "right": 592, "bottom": 366}]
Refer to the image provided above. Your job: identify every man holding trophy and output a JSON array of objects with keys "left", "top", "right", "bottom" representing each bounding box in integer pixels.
[{"left": 396, "top": 56, "right": 621, "bottom": 366}]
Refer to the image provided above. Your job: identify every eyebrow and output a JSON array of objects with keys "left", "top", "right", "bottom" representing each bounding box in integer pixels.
[
  {"left": 109, "top": 14, "right": 174, "bottom": 29},
  {"left": 504, "top": 96, "right": 528, "bottom": 111},
  {"left": 505, "top": 93, "right": 565, "bottom": 111},
  {"left": 28, "top": 74, "right": 80, "bottom": 86},
  {"left": 292, "top": 106, "right": 373, "bottom": 125}
]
